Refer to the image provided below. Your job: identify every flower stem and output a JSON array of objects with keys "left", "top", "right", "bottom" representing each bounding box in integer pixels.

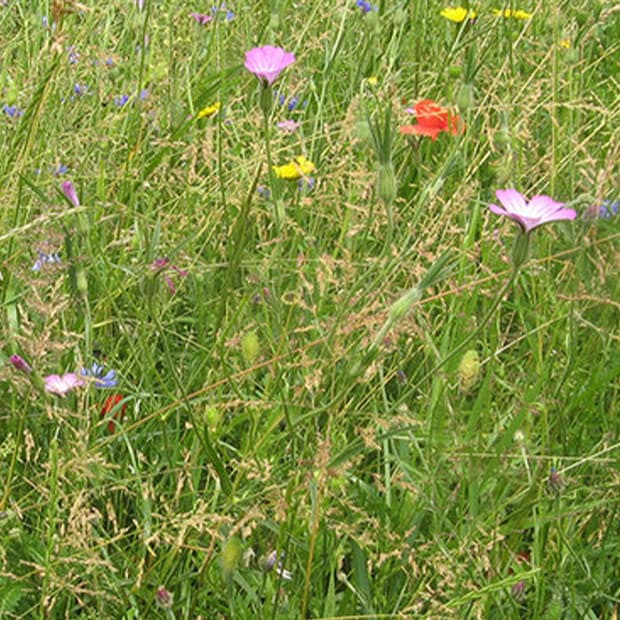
[{"left": 260, "top": 86, "right": 283, "bottom": 230}]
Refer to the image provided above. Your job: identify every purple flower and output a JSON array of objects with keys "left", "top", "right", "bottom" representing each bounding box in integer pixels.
[
  {"left": 244, "top": 45, "right": 296, "bottom": 86},
  {"left": 114, "top": 94, "right": 130, "bottom": 107},
  {"left": 596, "top": 200, "right": 619, "bottom": 219},
  {"left": 277, "top": 119, "right": 300, "bottom": 132},
  {"left": 190, "top": 12, "right": 213, "bottom": 24},
  {"left": 61, "top": 181, "right": 80, "bottom": 207},
  {"left": 489, "top": 189, "right": 577, "bottom": 234},
  {"left": 257, "top": 185, "right": 271, "bottom": 199},
  {"left": 151, "top": 257, "right": 188, "bottom": 294},
  {"left": 136, "top": 0, "right": 144, "bottom": 10},
  {"left": 67, "top": 46, "right": 80, "bottom": 64},
  {"left": 139, "top": 89, "right": 149, "bottom": 101},
  {"left": 10, "top": 354, "right": 32, "bottom": 374},
  {"left": 32, "top": 248, "right": 62, "bottom": 271},
  {"left": 54, "top": 163, "right": 69, "bottom": 176},
  {"left": 3, "top": 104, "right": 24, "bottom": 118},
  {"left": 44, "top": 373, "right": 84, "bottom": 396},
  {"left": 297, "top": 176, "right": 316, "bottom": 192},
  {"left": 356, "top": 0, "right": 378, "bottom": 13},
  {"left": 548, "top": 467, "right": 565, "bottom": 493},
  {"left": 73, "top": 83, "right": 88, "bottom": 96},
  {"left": 262, "top": 551, "right": 293, "bottom": 581},
  {"left": 155, "top": 586, "right": 173, "bottom": 609},
  {"left": 80, "top": 362, "right": 118, "bottom": 388}
]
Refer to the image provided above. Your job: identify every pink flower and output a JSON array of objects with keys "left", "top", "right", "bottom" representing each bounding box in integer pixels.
[
  {"left": 277, "top": 119, "right": 300, "bottom": 132},
  {"left": 190, "top": 12, "right": 213, "bottom": 24},
  {"left": 44, "top": 373, "right": 84, "bottom": 396},
  {"left": 489, "top": 189, "right": 577, "bottom": 234},
  {"left": 61, "top": 181, "right": 80, "bottom": 207},
  {"left": 151, "top": 257, "right": 189, "bottom": 294},
  {"left": 10, "top": 354, "right": 32, "bottom": 374},
  {"left": 244, "top": 45, "right": 296, "bottom": 86}
]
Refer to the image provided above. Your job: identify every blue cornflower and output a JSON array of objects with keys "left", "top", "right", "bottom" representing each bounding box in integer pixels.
[
  {"left": 297, "top": 177, "right": 316, "bottom": 193},
  {"left": 3, "top": 104, "right": 24, "bottom": 118},
  {"left": 599, "top": 200, "right": 619, "bottom": 219},
  {"left": 257, "top": 185, "right": 271, "bottom": 199},
  {"left": 54, "top": 163, "right": 69, "bottom": 176},
  {"left": 67, "top": 46, "right": 80, "bottom": 64},
  {"left": 356, "top": 0, "right": 378, "bottom": 13},
  {"left": 114, "top": 94, "right": 130, "bottom": 107},
  {"left": 74, "top": 83, "right": 88, "bottom": 96},
  {"left": 287, "top": 96, "right": 299, "bottom": 112},
  {"left": 80, "top": 362, "right": 118, "bottom": 388},
  {"left": 32, "top": 248, "right": 62, "bottom": 271}
]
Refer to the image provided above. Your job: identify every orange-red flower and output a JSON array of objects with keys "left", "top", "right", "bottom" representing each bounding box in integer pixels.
[
  {"left": 400, "top": 99, "right": 464, "bottom": 140},
  {"left": 100, "top": 394, "right": 127, "bottom": 433}
]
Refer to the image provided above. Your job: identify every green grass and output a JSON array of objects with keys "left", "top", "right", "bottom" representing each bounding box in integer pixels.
[{"left": 1, "top": 0, "right": 619, "bottom": 618}]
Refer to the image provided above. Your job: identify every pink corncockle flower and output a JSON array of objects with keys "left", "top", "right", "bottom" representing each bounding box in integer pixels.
[
  {"left": 151, "top": 257, "right": 189, "bottom": 294},
  {"left": 61, "top": 180, "right": 80, "bottom": 207},
  {"left": 44, "top": 373, "right": 84, "bottom": 396},
  {"left": 489, "top": 189, "right": 577, "bottom": 234},
  {"left": 277, "top": 119, "right": 300, "bottom": 132},
  {"left": 10, "top": 354, "right": 32, "bottom": 374},
  {"left": 244, "top": 45, "right": 296, "bottom": 86},
  {"left": 190, "top": 12, "right": 213, "bottom": 24}
]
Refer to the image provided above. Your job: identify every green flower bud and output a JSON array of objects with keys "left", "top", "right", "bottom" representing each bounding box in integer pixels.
[
  {"left": 76, "top": 268, "right": 88, "bottom": 297},
  {"left": 377, "top": 162, "right": 397, "bottom": 206},
  {"left": 221, "top": 537, "right": 242, "bottom": 575},
  {"left": 456, "top": 83, "right": 475, "bottom": 112},
  {"left": 241, "top": 331, "right": 260, "bottom": 365},
  {"left": 493, "top": 129, "right": 512, "bottom": 150}
]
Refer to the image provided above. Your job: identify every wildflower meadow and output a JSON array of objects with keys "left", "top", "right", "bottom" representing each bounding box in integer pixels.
[{"left": 1, "top": 1, "right": 619, "bottom": 618}]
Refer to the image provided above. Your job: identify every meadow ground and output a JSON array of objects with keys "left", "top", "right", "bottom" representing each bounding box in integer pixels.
[{"left": 0, "top": 1, "right": 619, "bottom": 618}]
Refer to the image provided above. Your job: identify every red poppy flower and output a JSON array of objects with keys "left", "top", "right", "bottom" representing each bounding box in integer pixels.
[
  {"left": 400, "top": 99, "right": 464, "bottom": 140},
  {"left": 100, "top": 394, "right": 127, "bottom": 433}
]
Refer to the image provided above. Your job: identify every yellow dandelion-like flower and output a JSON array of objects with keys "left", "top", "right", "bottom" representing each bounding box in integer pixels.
[
  {"left": 560, "top": 38, "right": 571, "bottom": 49},
  {"left": 366, "top": 76, "right": 378, "bottom": 87},
  {"left": 196, "top": 102, "right": 221, "bottom": 119},
  {"left": 273, "top": 156, "right": 316, "bottom": 180},
  {"left": 440, "top": 7, "right": 477, "bottom": 23},
  {"left": 493, "top": 9, "right": 533, "bottom": 20}
]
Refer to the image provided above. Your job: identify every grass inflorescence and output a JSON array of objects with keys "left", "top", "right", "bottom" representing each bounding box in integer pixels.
[{"left": 1, "top": 1, "right": 619, "bottom": 618}]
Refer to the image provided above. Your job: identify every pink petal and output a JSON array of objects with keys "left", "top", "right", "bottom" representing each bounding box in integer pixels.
[{"left": 495, "top": 188, "right": 527, "bottom": 214}]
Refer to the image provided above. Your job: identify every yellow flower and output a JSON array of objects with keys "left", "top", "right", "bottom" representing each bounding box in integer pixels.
[
  {"left": 493, "top": 9, "right": 533, "bottom": 19},
  {"left": 366, "top": 76, "right": 378, "bottom": 87},
  {"left": 440, "top": 7, "right": 477, "bottom": 23},
  {"left": 560, "top": 38, "right": 571, "bottom": 48},
  {"left": 196, "top": 101, "right": 221, "bottom": 119},
  {"left": 273, "top": 156, "right": 316, "bottom": 180}
]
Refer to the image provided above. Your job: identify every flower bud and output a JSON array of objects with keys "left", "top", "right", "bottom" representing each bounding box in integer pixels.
[
  {"left": 10, "top": 354, "right": 32, "bottom": 374},
  {"left": 221, "top": 537, "right": 242, "bottom": 575},
  {"left": 241, "top": 331, "right": 260, "bottom": 365},
  {"left": 377, "top": 162, "right": 397, "bottom": 205},
  {"left": 456, "top": 83, "right": 475, "bottom": 112},
  {"left": 61, "top": 181, "right": 80, "bottom": 207}
]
